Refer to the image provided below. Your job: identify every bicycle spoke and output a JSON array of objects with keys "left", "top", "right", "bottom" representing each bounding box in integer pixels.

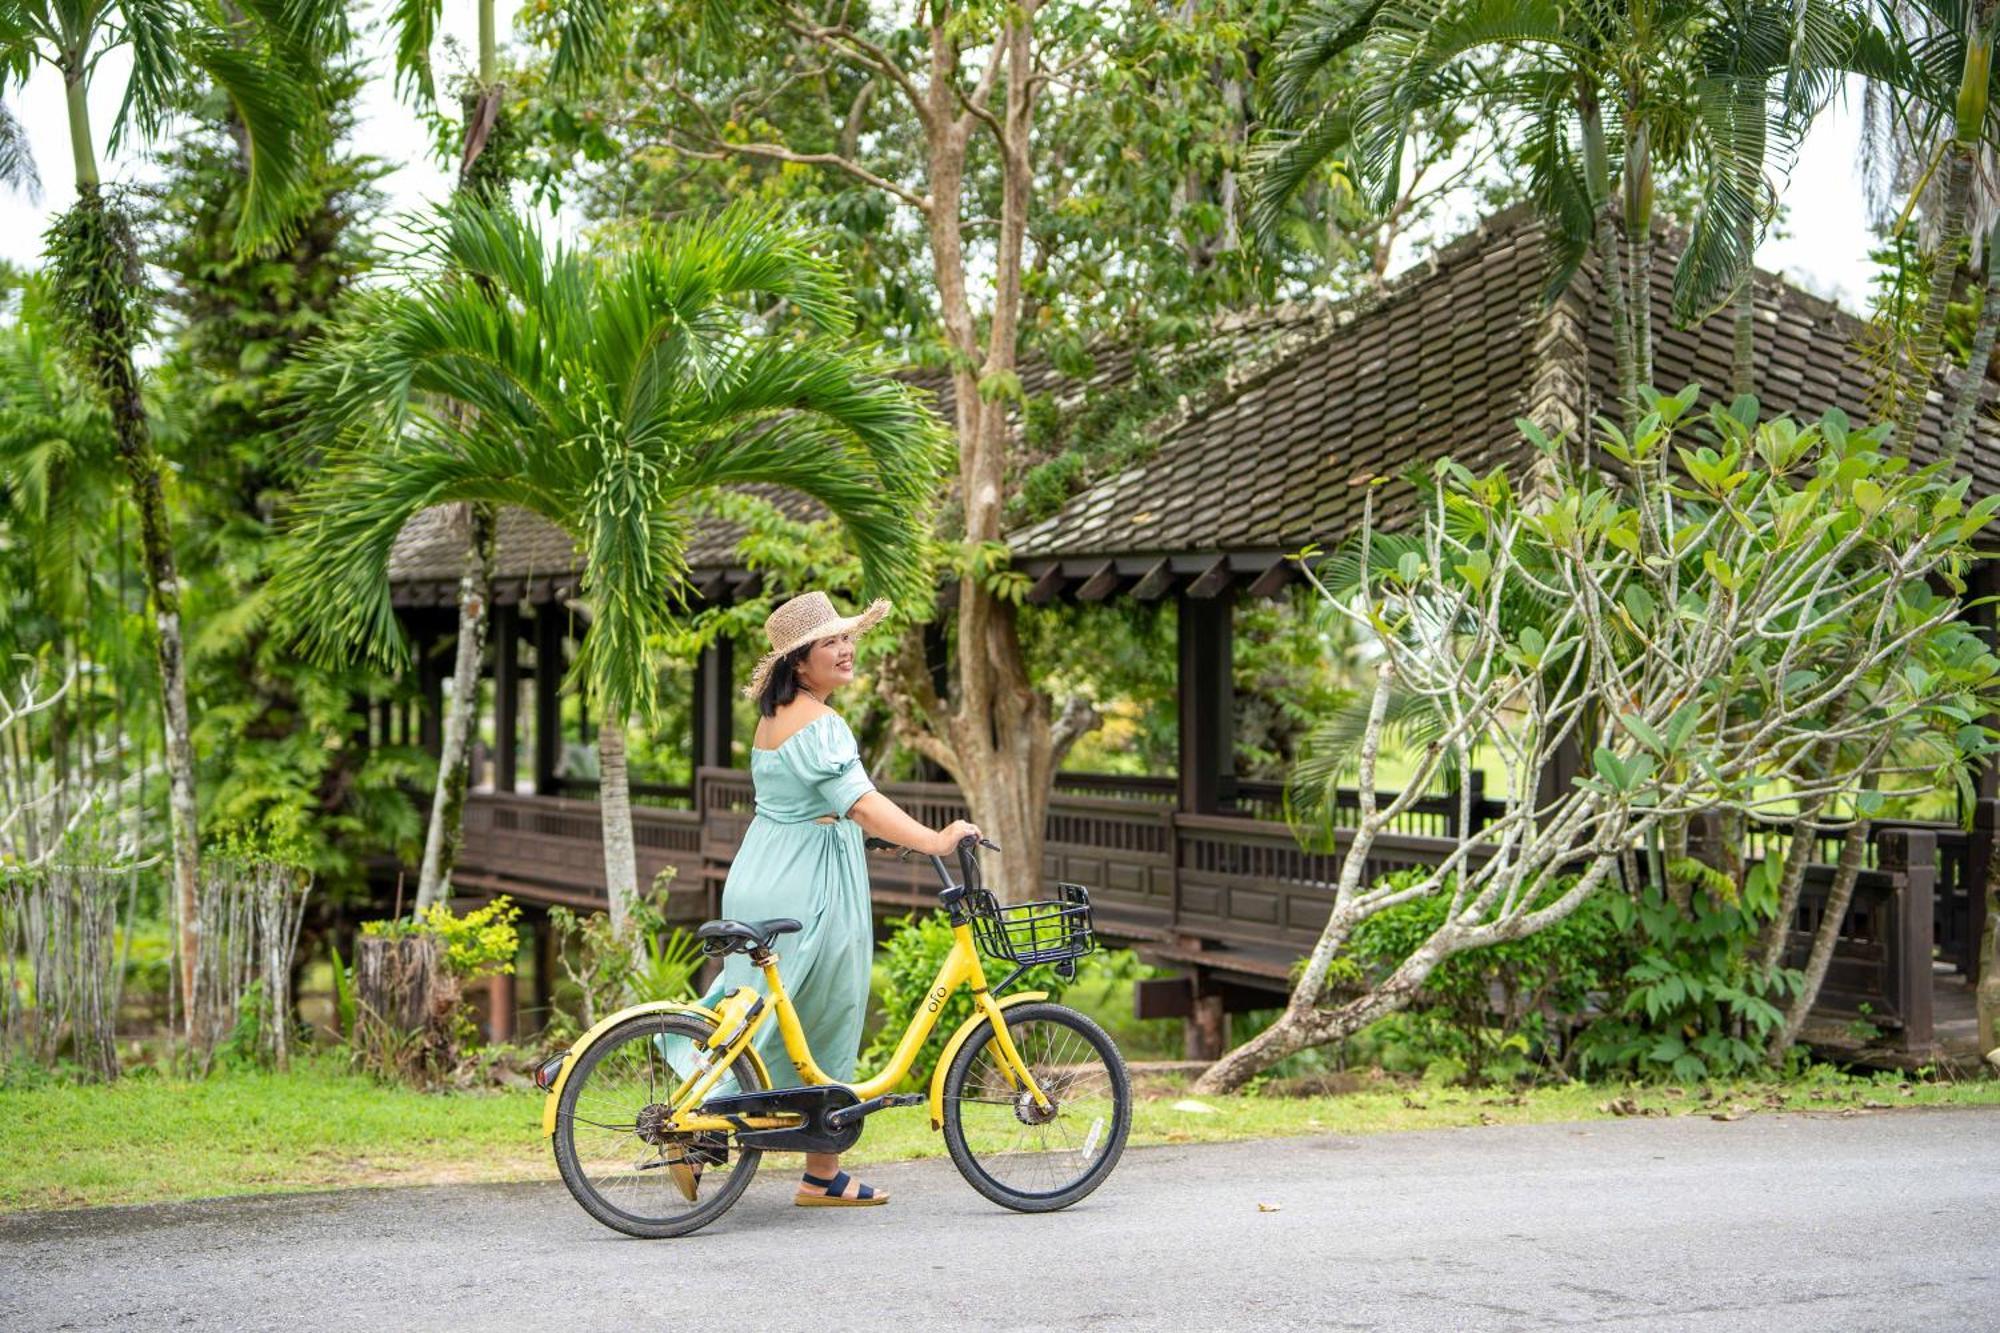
[
  {"left": 952, "top": 1012, "right": 1123, "bottom": 1201},
  {"left": 559, "top": 1016, "right": 761, "bottom": 1228}
]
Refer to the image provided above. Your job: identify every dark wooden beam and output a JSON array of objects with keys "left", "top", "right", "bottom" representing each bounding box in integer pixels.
[
  {"left": 697, "top": 571, "right": 732, "bottom": 603},
  {"left": 1075, "top": 561, "right": 1120, "bottom": 602},
  {"left": 1176, "top": 589, "right": 1235, "bottom": 814},
  {"left": 532, "top": 604, "right": 564, "bottom": 795},
  {"left": 730, "top": 570, "right": 763, "bottom": 601},
  {"left": 493, "top": 603, "right": 520, "bottom": 794},
  {"left": 692, "top": 637, "right": 735, "bottom": 772},
  {"left": 1186, "top": 556, "right": 1233, "bottom": 600},
  {"left": 416, "top": 632, "right": 445, "bottom": 756},
  {"left": 1246, "top": 559, "right": 1294, "bottom": 599},
  {"left": 1025, "top": 564, "right": 1068, "bottom": 605},
  {"left": 1130, "top": 559, "right": 1176, "bottom": 602}
]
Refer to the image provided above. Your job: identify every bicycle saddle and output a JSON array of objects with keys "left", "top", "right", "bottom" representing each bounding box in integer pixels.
[{"left": 695, "top": 917, "right": 803, "bottom": 955}]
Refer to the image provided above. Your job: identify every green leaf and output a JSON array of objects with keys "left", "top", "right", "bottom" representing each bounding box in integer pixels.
[
  {"left": 1593, "top": 747, "right": 1628, "bottom": 791},
  {"left": 1622, "top": 713, "right": 1666, "bottom": 755}
]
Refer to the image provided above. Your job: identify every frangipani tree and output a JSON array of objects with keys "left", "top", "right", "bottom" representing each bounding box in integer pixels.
[
  {"left": 276, "top": 202, "right": 949, "bottom": 928},
  {"left": 1194, "top": 387, "right": 2000, "bottom": 1093}
]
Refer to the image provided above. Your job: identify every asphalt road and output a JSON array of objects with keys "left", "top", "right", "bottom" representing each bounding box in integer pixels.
[{"left": 4, "top": 1108, "right": 1996, "bottom": 1332}]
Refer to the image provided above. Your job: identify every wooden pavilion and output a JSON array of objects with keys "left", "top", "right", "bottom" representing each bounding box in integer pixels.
[{"left": 377, "top": 207, "right": 1995, "bottom": 1061}]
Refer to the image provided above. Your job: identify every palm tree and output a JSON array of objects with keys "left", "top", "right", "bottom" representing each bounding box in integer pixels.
[
  {"left": 276, "top": 202, "right": 949, "bottom": 929},
  {"left": 1250, "top": 0, "right": 1842, "bottom": 424},
  {"left": 385, "top": 0, "right": 639, "bottom": 911},
  {"left": 0, "top": 0, "right": 337, "bottom": 1035},
  {"left": 1850, "top": 0, "right": 2000, "bottom": 453}
]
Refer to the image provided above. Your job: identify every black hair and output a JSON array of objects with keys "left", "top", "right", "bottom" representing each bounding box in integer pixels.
[{"left": 756, "top": 643, "right": 818, "bottom": 717}]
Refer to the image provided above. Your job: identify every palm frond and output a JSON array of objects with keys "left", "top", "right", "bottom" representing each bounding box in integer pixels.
[
  {"left": 387, "top": 0, "right": 444, "bottom": 102},
  {"left": 0, "top": 99, "right": 38, "bottom": 200},
  {"left": 548, "top": 0, "right": 613, "bottom": 88},
  {"left": 276, "top": 200, "right": 948, "bottom": 724},
  {"left": 1271, "top": 0, "right": 1391, "bottom": 118}
]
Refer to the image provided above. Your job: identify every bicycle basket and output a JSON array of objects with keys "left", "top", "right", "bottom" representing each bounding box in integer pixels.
[{"left": 964, "top": 883, "right": 1097, "bottom": 966}]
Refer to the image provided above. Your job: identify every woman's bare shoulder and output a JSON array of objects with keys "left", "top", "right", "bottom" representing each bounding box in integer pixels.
[{"left": 753, "top": 698, "right": 839, "bottom": 750}]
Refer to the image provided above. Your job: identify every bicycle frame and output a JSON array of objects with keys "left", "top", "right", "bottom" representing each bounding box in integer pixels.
[{"left": 663, "top": 914, "right": 1052, "bottom": 1135}]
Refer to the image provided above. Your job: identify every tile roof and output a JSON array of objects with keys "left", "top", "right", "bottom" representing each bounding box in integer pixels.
[
  {"left": 385, "top": 305, "right": 1336, "bottom": 606},
  {"left": 1007, "top": 208, "right": 1551, "bottom": 562},
  {"left": 1013, "top": 211, "right": 2000, "bottom": 565},
  {"left": 389, "top": 208, "right": 2000, "bottom": 604}
]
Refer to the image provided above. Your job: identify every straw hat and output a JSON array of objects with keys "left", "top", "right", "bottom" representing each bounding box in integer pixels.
[{"left": 743, "top": 592, "right": 892, "bottom": 700}]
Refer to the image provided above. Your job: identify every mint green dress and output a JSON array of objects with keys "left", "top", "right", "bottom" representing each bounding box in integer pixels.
[{"left": 696, "top": 712, "right": 877, "bottom": 1088}]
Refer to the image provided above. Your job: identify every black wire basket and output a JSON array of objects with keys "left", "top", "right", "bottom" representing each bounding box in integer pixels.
[{"left": 964, "top": 883, "right": 1098, "bottom": 966}]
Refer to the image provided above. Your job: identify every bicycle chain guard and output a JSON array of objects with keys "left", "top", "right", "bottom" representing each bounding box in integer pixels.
[{"left": 698, "top": 1084, "right": 865, "bottom": 1154}]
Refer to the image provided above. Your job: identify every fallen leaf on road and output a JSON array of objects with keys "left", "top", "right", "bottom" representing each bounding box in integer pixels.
[
  {"left": 1170, "top": 1099, "right": 1219, "bottom": 1115},
  {"left": 1477, "top": 1113, "right": 1500, "bottom": 1126},
  {"left": 1601, "top": 1096, "right": 1639, "bottom": 1117},
  {"left": 1862, "top": 1100, "right": 1891, "bottom": 1110},
  {"left": 1257, "top": 1202, "right": 1282, "bottom": 1213},
  {"left": 1710, "top": 1110, "right": 1742, "bottom": 1122}
]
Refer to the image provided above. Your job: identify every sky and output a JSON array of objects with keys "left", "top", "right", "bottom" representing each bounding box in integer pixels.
[{"left": 1, "top": 6, "right": 1879, "bottom": 317}]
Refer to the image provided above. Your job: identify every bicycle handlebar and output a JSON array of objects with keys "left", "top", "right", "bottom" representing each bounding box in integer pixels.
[{"left": 863, "top": 833, "right": 999, "bottom": 896}]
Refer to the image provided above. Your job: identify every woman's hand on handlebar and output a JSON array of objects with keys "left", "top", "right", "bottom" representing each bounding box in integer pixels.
[{"left": 931, "top": 819, "right": 981, "bottom": 856}]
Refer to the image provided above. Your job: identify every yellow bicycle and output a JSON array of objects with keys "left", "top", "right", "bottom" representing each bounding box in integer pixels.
[{"left": 536, "top": 835, "right": 1131, "bottom": 1238}]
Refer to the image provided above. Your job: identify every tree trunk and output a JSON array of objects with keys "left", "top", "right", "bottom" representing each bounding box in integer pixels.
[
  {"left": 1900, "top": 149, "right": 1973, "bottom": 448},
  {"left": 1942, "top": 219, "right": 2000, "bottom": 460},
  {"left": 1766, "top": 815, "right": 1871, "bottom": 1064},
  {"left": 54, "top": 184, "right": 204, "bottom": 1041},
  {"left": 1577, "top": 91, "right": 1635, "bottom": 433},
  {"left": 886, "top": 11, "right": 1097, "bottom": 905},
  {"left": 1624, "top": 118, "right": 1654, "bottom": 391},
  {"left": 1732, "top": 214, "right": 1756, "bottom": 401},
  {"left": 1978, "top": 833, "right": 2000, "bottom": 1055},
  {"left": 414, "top": 503, "right": 496, "bottom": 911},
  {"left": 1595, "top": 207, "right": 1637, "bottom": 433},
  {"left": 597, "top": 709, "right": 638, "bottom": 931}
]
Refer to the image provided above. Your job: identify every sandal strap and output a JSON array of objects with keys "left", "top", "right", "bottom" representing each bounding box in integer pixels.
[{"left": 801, "top": 1169, "right": 873, "bottom": 1199}]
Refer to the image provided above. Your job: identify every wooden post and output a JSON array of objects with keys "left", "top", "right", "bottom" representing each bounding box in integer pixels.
[
  {"left": 533, "top": 603, "right": 563, "bottom": 795},
  {"left": 416, "top": 627, "right": 445, "bottom": 757},
  {"left": 1972, "top": 799, "right": 1996, "bottom": 985},
  {"left": 1186, "top": 975, "right": 1227, "bottom": 1062},
  {"left": 691, "top": 637, "right": 735, "bottom": 774},
  {"left": 533, "top": 911, "right": 559, "bottom": 1034},
  {"left": 918, "top": 620, "right": 952, "bottom": 782},
  {"left": 1535, "top": 735, "right": 1583, "bottom": 818},
  {"left": 493, "top": 603, "right": 520, "bottom": 794},
  {"left": 487, "top": 969, "right": 516, "bottom": 1044},
  {"left": 1176, "top": 589, "right": 1236, "bottom": 814},
  {"left": 1881, "top": 828, "right": 1936, "bottom": 1049}
]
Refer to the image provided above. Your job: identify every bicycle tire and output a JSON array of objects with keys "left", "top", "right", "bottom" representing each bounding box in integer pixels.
[
  {"left": 552, "top": 1012, "right": 763, "bottom": 1238},
  {"left": 940, "top": 1001, "right": 1131, "bottom": 1212}
]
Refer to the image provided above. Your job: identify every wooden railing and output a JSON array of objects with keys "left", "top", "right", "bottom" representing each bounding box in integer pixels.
[{"left": 452, "top": 769, "right": 1970, "bottom": 1047}]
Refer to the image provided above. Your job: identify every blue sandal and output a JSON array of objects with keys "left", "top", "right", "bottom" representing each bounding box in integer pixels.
[{"left": 795, "top": 1169, "right": 887, "bottom": 1207}]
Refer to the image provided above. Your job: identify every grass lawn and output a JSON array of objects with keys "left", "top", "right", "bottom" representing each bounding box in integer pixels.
[{"left": 5, "top": 1057, "right": 1999, "bottom": 1213}]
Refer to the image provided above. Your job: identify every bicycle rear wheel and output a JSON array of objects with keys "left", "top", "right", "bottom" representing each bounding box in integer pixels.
[
  {"left": 551, "top": 1012, "right": 764, "bottom": 1238},
  {"left": 940, "top": 1001, "right": 1130, "bottom": 1212}
]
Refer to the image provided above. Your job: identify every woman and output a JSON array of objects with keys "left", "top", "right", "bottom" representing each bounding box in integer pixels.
[{"left": 703, "top": 590, "right": 978, "bottom": 1208}]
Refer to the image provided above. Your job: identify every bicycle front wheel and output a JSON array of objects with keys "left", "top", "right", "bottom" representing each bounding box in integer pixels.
[
  {"left": 551, "top": 1012, "right": 764, "bottom": 1238},
  {"left": 941, "top": 1001, "right": 1130, "bottom": 1212}
]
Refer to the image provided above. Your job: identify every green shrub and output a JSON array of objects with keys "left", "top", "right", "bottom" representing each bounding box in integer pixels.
[
  {"left": 364, "top": 896, "right": 520, "bottom": 982},
  {"left": 1339, "top": 870, "right": 1620, "bottom": 1084},
  {"left": 1572, "top": 875, "right": 1796, "bottom": 1082}
]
